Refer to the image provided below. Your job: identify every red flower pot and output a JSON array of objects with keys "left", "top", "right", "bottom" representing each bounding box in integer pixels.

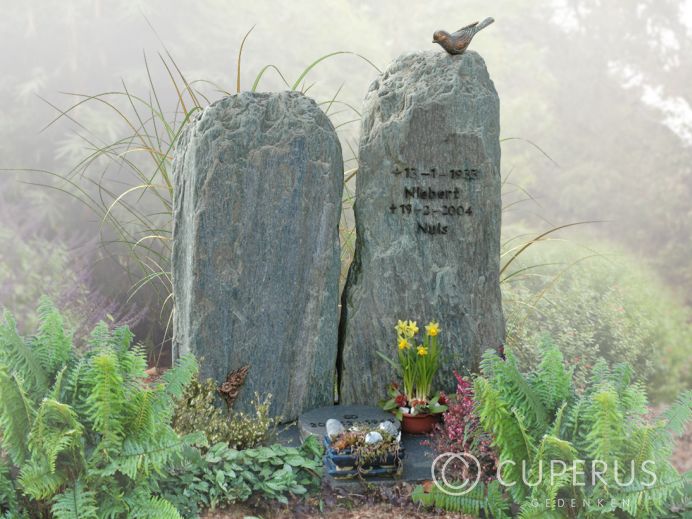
[{"left": 401, "top": 412, "right": 439, "bottom": 434}]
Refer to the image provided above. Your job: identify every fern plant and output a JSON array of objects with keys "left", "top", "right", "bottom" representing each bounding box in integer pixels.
[
  {"left": 412, "top": 480, "right": 510, "bottom": 518},
  {"left": 0, "top": 297, "right": 202, "bottom": 518},
  {"left": 414, "top": 339, "right": 689, "bottom": 517},
  {"left": 475, "top": 339, "right": 689, "bottom": 518}
]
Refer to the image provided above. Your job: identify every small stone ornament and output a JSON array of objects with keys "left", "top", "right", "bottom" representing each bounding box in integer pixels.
[
  {"left": 364, "top": 431, "right": 384, "bottom": 444},
  {"left": 378, "top": 420, "right": 399, "bottom": 437},
  {"left": 325, "top": 419, "right": 345, "bottom": 438}
]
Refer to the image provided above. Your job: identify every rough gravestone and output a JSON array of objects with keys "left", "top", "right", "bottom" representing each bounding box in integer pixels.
[
  {"left": 339, "top": 51, "right": 505, "bottom": 404},
  {"left": 172, "top": 91, "right": 343, "bottom": 421}
]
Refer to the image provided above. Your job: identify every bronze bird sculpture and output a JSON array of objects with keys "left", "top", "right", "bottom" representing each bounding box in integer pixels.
[{"left": 433, "top": 17, "right": 494, "bottom": 55}]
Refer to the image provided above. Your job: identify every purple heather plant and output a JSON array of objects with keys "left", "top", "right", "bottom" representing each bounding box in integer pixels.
[
  {"left": 56, "top": 246, "right": 147, "bottom": 347},
  {"left": 0, "top": 196, "right": 146, "bottom": 345}
]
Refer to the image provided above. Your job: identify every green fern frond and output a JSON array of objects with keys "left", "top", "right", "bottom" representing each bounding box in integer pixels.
[
  {"left": 104, "top": 431, "right": 202, "bottom": 480},
  {"left": 109, "top": 325, "right": 135, "bottom": 355},
  {"left": 664, "top": 390, "right": 692, "bottom": 437},
  {"left": 110, "top": 331, "right": 147, "bottom": 392},
  {"left": 623, "top": 423, "right": 656, "bottom": 471},
  {"left": 619, "top": 383, "right": 648, "bottom": 420},
  {"left": 50, "top": 366, "right": 68, "bottom": 401},
  {"left": 0, "top": 302, "right": 201, "bottom": 517},
  {"left": 124, "top": 389, "right": 154, "bottom": 439},
  {"left": 523, "top": 434, "right": 581, "bottom": 512},
  {"left": 33, "top": 297, "right": 73, "bottom": 378},
  {"left": 128, "top": 496, "right": 183, "bottom": 519},
  {"left": 51, "top": 481, "right": 98, "bottom": 519},
  {"left": 0, "top": 459, "right": 17, "bottom": 515},
  {"left": 532, "top": 337, "right": 572, "bottom": 412},
  {"left": 86, "top": 350, "right": 125, "bottom": 446},
  {"left": 486, "top": 480, "right": 512, "bottom": 519},
  {"left": 491, "top": 350, "right": 549, "bottom": 434},
  {"left": 511, "top": 406, "right": 537, "bottom": 467},
  {"left": 610, "top": 468, "right": 686, "bottom": 518},
  {"left": 610, "top": 363, "right": 634, "bottom": 394},
  {"left": 562, "top": 392, "right": 589, "bottom": 447},
  {"left": 0, "top": 366, "right": 36, "bottom": 465},
  {"left": 411, "top": 480, "right": 510, "bottom": 517},
  {"left": 475, "top": 336, "right": 690, "bottom": 518},
  {"left": 584, "top": 385, "right": 623, "bottom": 463},
  {"left": 85, "top": 322, "right": 111, "bottom": 351},
  {"left": 153, "top": 354, "right": 198, "bottom": 421},
  {"left": 0, "top": 311, "right": 48, "bottom": 395},
  {"left": 28, "top": 399, "right": 83, "bottom": 474},
  {"left": 120, "top": 346, "right": 148, "bottom": 388},
  {"left": 161, "top": 354, "right": 198, "bottom": 400},
  {"left": 475, "top": 376, "right": 530, "bottom": 502},
  {"left": 549, "top": 402, "right": 567, "bottom": 437},
  {"left": 17, "top": 459, "right": 65, "bottom": 500},
  {"left": 63, "top": 357, "right": 89, "bottom": 411},
  {"left": 588, "top": 359, "right": 611, "bottom": 388},
  {"left": 536, "top": 434, "right": 577, "bottom": 466}
]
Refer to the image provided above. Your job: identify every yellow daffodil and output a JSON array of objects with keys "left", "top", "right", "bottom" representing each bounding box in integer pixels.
[
  {"left": 425, "top": 320, "right": 440, "bottom": 337},
  {"left": 395, "top": 320, "right": 407, "bottom": 336},
  {"left": 407, "top": 320, "right": 419, "bottom": 336},
  {"left": 398, "top": 338, "right": 410, "bottom": 350},
  {"left": 417, "top": 345, "right": 428, "bottom": 356}
]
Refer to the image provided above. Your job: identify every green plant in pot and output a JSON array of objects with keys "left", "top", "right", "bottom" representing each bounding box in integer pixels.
[{"left": 379, "top": 320, "right": 448, "bottom": 434}]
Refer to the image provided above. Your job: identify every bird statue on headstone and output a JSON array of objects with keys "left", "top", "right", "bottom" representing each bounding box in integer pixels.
[{"left": 433, "top": 17, "right": 494, "bottom": 55}]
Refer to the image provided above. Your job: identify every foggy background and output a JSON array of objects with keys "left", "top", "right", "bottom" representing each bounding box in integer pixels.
[{"left": 1, "top": 0, "right": 690, "bottom": 364}]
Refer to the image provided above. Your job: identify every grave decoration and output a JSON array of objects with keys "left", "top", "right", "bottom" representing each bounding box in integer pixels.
[
  {"left": 323, "top": 419, "right": 404, "bottom": 479},
  {"left": 378, "top": 319, "right": 448, "bottom": 434}
]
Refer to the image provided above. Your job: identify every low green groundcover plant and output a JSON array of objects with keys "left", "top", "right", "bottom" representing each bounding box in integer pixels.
[
  {"left": 414, "top": 339, "right": 691, "bottom": 518},
  {"left": 0, "top": 298, "right": 201, "bottom": 518},
  {"left": 158, "top": 437, "right": 323, "bottom": 517}
]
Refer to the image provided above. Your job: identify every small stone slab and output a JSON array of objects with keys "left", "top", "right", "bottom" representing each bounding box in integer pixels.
[{"left": 298, "top": 405, "right": 396, "bottom": 441}]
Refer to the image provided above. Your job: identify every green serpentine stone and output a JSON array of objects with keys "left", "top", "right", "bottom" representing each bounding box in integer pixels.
[
  {"left": 339, "top": 50, "right": 505, "bottom": 404},
  {"left": 172, "top": 92, "right": 343, "bottom": 421}
]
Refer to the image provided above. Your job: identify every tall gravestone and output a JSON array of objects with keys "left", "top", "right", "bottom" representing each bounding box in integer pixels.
[
  {"left": 172, "top": 91, "right": 343, "bottom": 421},
  {"left": 339, "top": 51, "right": 505, "bottom": 404}
]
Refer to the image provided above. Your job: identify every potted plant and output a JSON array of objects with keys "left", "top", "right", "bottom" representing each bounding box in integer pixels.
[{"left": 378, "top": 320, "right": 448, "bottom": 434}]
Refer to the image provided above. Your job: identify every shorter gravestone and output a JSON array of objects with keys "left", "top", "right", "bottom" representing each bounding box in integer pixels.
[
  {"left": 339, "top": 50, "right": 505, "bottom": 404},
  {"left": 172, "top": 91, "right": 343, "bottom": 421}
]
